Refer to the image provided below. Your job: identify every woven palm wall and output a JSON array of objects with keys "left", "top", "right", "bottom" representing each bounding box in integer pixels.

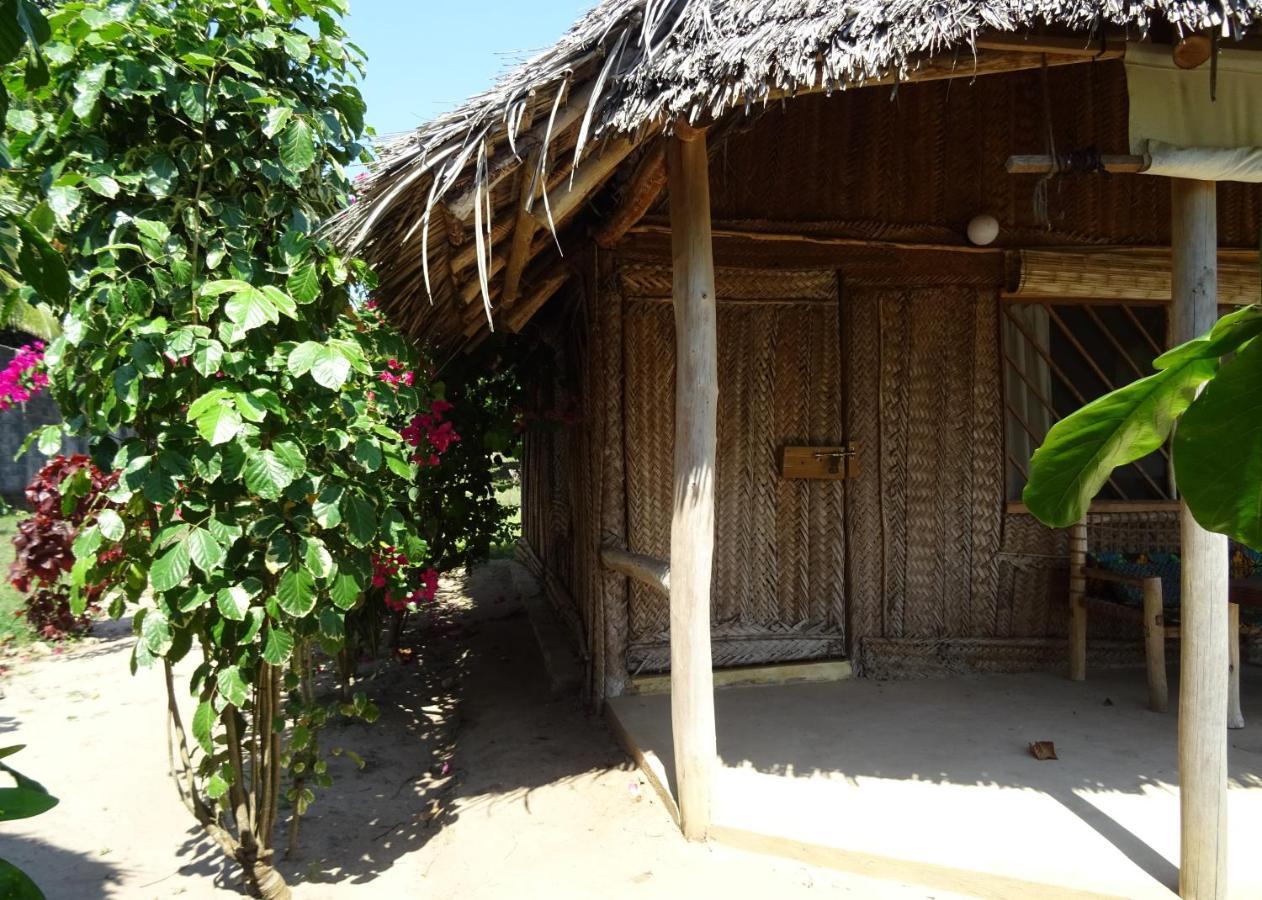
[
  {"left": 707, "top": 60, "right": 1260, "bottom": 249},
  {"left": 843, "top": 283, "right": 1007, "bottom": 649},
  {"left": 621, "top": 265, "right": 847, "bottom": 672}
]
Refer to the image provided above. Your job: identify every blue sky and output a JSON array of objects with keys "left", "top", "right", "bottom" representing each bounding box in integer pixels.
[{"left": 346, "top": 0, "right": 591, "bottom": 139}]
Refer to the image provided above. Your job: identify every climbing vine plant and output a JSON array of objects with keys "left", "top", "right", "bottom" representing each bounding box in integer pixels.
[{"left": 3, "top": 1, "right": 437, "bottom": 896}]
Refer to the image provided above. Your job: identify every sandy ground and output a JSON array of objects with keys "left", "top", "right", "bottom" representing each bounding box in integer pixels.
[{"left": 0, "top": 560, "right": 953, "bottom": 900}]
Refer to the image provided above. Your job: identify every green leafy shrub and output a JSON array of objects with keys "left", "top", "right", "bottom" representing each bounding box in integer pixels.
[{"left": 1, "top": 1, "right": 443, "bottom": 895}]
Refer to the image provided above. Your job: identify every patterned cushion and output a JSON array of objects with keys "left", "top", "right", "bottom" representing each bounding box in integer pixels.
[
  {"left": 1088, "top": 551, "right": 1182, "bottom": 608},
  {"left": 1232, "top": 543, "right": 1262, "bottom": 579}
]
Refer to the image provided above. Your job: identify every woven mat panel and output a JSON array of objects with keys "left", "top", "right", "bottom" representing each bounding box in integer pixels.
[
  {"left": 627, "top": 623, "right": 846, "bottom": 673},
  {"left": 621, "top": 266, "right": 846, "bottom": 663},
  {"left": 619, "top": 263, "right": 838, "bottom": 301},
  {"left": 851, "top": 285, "right": 1001, "bottom": 642},
  {"left": 622, "top": 301, "right": 675, "bottom": 641},
  {"left": 843, "top": 282, "right": 884, "bottom": 649},
  {"left": 860, "top": 637, "right": 1148, "bottom": 680},
  {"left": 968, "top": 293, "right": 1005, "bottom": 635},
  {"left": 997, "top": 513, "right": 1066, "bottom": 639},
  {"left": 707, "top": 64, "right": 1260, "bottom": 249}
]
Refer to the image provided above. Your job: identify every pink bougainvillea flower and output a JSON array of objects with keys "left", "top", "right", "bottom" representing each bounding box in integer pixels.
[{"left": 0, "top": 343, "right": 50, "bottom": 412}]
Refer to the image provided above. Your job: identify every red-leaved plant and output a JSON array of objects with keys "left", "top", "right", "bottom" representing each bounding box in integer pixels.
[{"left": 10, "top": 455, "right": 119, "bottom": 639}]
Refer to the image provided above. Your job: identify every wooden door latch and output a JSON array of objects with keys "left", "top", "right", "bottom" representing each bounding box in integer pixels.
[{"left": 780, "top": 445, "right": 858, "bottom": 480}]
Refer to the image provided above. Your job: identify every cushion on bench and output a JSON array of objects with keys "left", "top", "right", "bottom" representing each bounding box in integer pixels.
[{"left": 1087, "top": 551, "right": 1181, "bottom": 608}]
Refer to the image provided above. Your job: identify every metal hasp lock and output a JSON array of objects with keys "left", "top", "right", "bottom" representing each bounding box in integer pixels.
[
  {"left": 814, "top": 447, "right": 854, "bottom": 475},
  {"left": 779, "top": 445, "right": 857, "bottom": 481}
]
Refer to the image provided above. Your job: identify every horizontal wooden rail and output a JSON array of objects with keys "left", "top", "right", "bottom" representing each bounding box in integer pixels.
[
  {"left": 1006, "top": 154, "right": 1148, "bottom": 174},
  {"left": 601, "top": 546, "right": 670, "bottom": 594}
]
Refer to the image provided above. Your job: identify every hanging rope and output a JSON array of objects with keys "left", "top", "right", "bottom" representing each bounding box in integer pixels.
[{"left": 1033, "top": 55, "right": 1057, "bottom": 228}]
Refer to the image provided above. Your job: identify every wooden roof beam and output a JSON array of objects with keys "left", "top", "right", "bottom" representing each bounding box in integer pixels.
[
  {"left": 974, "top": 32, "right": 1126, "bottom": 58},
  {"left": 505, "top": 264, "right": 571, "bottom": 332},
  {"left": 531, "top": 133, "right": 641, "bottom": 231},
  {"left": 501, "top": 148, "right": 544, "bottom": 305},
  {"left": 593, "top": 142, "right": 667, "bottom": 249}
]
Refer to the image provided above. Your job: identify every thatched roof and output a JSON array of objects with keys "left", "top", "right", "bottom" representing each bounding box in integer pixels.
[{"left": 334, "top": 0, "right": 1262, "bottom": 351}]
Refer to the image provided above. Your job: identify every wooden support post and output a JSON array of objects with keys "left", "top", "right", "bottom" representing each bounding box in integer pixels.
[
  {"left": 666, "top": 127, "right": 718, "bottom": 842},
  {"left": 1068, "top": 521, "right": 1087, "bottom": 681},
  {"left": 1228, "top": 604, "right": 1244, "bottom": 730},
  {"left": 1172, "top": 178, "right": 1229, "bottom": 900},
  {"left": 1142, "top": 577, "right": 1169, "bottom": 713}
]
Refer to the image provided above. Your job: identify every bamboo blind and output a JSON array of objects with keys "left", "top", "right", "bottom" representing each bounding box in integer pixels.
[{"left": 1007, "top": 250, "right": 1260, "bottom": 304}]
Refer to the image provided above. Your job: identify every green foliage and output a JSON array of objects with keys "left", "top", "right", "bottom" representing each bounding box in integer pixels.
[
  {"left": 415, "top": 343, "right": 523, "bottom": 572},
  {"left": 1, "top": 0, "right": 432, "bottom": 890},
  {"left": 0, "top": 745, "right": 58, "bottom": 900},
  {"left": 0, "top": 0, "right": 65, "bottom": 341},
  {"left": 1023, "top": 304, "right": 1262, "bottom": 547}
]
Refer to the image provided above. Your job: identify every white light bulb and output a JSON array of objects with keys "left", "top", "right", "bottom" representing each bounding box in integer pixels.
[{"left": 967, "top": 214, "right": 1000, "bottom": 246}]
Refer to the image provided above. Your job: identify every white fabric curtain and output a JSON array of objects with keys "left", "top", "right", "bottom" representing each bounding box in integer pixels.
[{"left": 1126, "top": 42, "right": 1262, "bottom": 183}]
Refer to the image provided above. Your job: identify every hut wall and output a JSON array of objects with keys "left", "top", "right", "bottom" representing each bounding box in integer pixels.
[
  {"left": 522, "top": 60, "right": 1261, "bottom": 692},
  {"left": 518, "top": 250, "right": 629, "bottom": 701},
  {"left": 705, "top": 60, "right": 1261, "bottom": 249}
]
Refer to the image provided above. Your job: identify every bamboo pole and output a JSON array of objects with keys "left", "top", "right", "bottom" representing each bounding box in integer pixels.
[
  {"left": 1142, "top": 577, "right": 1169, "bottom": 713},
  {"left": 600, "top": 546, "right": 670, "bottom": 594},
  {"left": 1228, "top": 604, "right": 1244, "bottom": 730},
  {"left": 666, "top": 127, "right": 718, "bottom": 842},
  {"left": 1068, "top": 521, "right": 1087, "bottom": 681},
  {"left": 1172, "top": 177, "right": 1228, "bottom": 900}
]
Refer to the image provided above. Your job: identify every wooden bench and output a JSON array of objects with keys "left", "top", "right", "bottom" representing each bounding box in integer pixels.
[{"left": 1069, "top": 519, "right": 1258, "bottom": 728}]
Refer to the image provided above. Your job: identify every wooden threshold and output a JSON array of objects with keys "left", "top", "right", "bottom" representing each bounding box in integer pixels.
[
  {"left": 628, "top": 658, "right": 854, "bottom": 696},
  {"left": 1006, "top": 500, "right": 1181, "bottom": 516}
]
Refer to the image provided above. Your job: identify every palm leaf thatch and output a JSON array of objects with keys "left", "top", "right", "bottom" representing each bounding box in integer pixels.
[{"left": 333, "top": 0, "right": 1262, "bottom": 352}]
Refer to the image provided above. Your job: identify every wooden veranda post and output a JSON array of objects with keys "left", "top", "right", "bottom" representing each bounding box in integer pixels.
[
  {"left": 1171, "top": 178, "right": 1229, "bottom": 900},
  {"left": 666, "top": 125, "right": 718, "bottom": 841}
]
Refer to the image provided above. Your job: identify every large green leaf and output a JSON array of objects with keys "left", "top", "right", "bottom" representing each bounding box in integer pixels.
[
  {"left": 312, "top": 484, "right": 343, "bottom": 528},
  {"left": 188, "top": 393, "right": 242, "bottom": 446},
  {"left": 279, "top": 117, "right": 315, "bottom": 173},
  {"left": 1176, "top": 338, "right": 1262, "bottom": 548},
  {"left": 342, "top": 494, "right": 375, "bottom": 547},
  {"left": 277, "top": 566, "right": 316, "bottom": 617},
  {"left": 14, "top": 217, "right": 69, "bottom": 304},
  {"left": 1023, "top": 359, "right": 1217, "bottom": 528},
  {"left": 95, "top": 508, "right": 124, "bottom": 541},
  {"left": 142, "top": 153, "right": 179, "bottom": 197},
  {"left": 263, "top": 627, "right": 295, "bottom": 665},
  {"left": 330, "top": 571, "right": 361, "bottom": 609},
  {"left": 1155, "top": 305, "right": 1262, "bottom": 370},
  {"left": 192, "top": 700, "right": 215, "bottom": 754},
  {"left": 150, "top": 542, "right": 190, "bottom": 593},
  {"left": 288, "top": 340, "right": 351, "bottom": 389},
  {"left": 287, "top": 258, "right": 320, "bottom": 303},
  {"left": 216, "top": 583, "right": 249, "bottom": 620},
  {"left": 243, "top": 449, "right": 296, "bottom": 500},
  {"left": 187, "top": 527, "right": 224, "bottom": 573},
  {"left": 0, "top": 787, "right": 58, "bottom": 821},
  {"left": 0, "top": 856, "right": 46, "bottom": 899},
  {"left": 216, "top": 665, "right": 248, "bottom": 707},
  {"left": 141, "top": 608, "right": 173, "bottom": 655},
  {"left": 223, "top": 285, "right": 279, "bottom": 332},
  {"left": 71, "top": 60, "right": 109, "bottom": 119}
]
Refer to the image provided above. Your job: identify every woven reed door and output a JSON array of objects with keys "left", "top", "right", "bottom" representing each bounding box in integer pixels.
[
  {"left": 844, "top": 285, "right": 1005, "bottom": 647},
  {"left": 621, "top": 265, "right": 847, "bottom": 672}
]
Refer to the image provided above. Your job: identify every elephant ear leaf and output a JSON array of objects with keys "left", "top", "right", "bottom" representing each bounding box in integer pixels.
[
  {"left": 1175, "top": 338, "right": 1262, "bottom": 549},
  {"left": 1023, "top": 359, "right": 1217, "bottom": 528}
]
